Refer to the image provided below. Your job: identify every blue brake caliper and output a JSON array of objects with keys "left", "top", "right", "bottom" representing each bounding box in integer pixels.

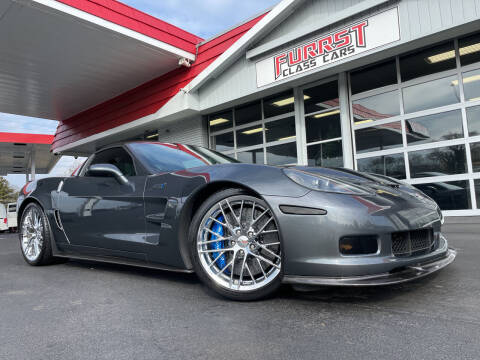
[{"left": 209, "top": 215, "right": 228, "bottom": 273}]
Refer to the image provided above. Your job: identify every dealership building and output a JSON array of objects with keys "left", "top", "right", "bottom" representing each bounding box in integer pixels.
[{"left": 2, "top": 0, "right": 480, "bottom": 216}]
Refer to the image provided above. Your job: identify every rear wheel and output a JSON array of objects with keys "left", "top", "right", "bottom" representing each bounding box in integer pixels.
[
  {"left": 19, "top": 203, "right": 56, "bottom": 266},
  {"left": 190, "top": 189, "right": 283, "bottom": 300}
]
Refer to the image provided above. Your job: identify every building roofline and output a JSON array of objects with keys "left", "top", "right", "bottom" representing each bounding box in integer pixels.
[
  {"left": 185, "top": 0, "right": 304, "bottom": 93},
  {"left": 197, "top": 5, "right": 276, "bottom": 46}
]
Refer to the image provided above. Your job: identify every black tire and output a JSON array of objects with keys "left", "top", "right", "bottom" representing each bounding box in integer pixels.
[
  {"left": 190, "top": 188, "right": 283, "bottom": 301},
  {"left": 19, "top": 203, "right": 57, "bottom": 266}
]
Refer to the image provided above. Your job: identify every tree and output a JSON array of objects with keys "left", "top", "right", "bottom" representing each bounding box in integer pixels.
[{"left": 0, "top": 177, "right": 19, "bottom": 205}]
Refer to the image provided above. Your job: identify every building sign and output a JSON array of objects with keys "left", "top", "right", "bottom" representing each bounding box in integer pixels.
[{"left": 255, "top": 7, "right": 400, "bottom": 88}]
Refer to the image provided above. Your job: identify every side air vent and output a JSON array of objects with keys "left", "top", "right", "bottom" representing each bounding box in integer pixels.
[{"left": 53, "top": 210, "right": 63, "bottom": 230}]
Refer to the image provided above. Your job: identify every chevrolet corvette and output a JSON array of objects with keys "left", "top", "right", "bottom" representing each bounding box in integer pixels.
[{"left": 17, "top": 142, "right": 456, "bottom": 300}]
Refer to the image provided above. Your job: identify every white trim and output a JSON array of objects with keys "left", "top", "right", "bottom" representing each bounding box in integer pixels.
[
  {"left": 185, "top": 0, "right": 303, "bottom": 93},
  {"left": 246, "top": 0, "right": 391, "bottom": 60},
  {"left": 31, "top": 0, "right": 196, "bottom": 61}
]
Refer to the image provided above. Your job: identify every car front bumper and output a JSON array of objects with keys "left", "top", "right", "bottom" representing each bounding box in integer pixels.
[
  {"left": 283, "top": 245, "right": 456, "bottom": 286},
  {"left": 263, "top": 190, "right": 455, "bottom": 282}
]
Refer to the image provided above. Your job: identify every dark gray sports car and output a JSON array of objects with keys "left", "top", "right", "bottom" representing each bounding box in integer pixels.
[{"left": 17, "top": 142, "right": 456, "bottom": 300}]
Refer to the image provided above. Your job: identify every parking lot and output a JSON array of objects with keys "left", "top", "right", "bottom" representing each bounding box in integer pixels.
[{"left": 0, "top": 222, "right": 479, "bottom": 360}]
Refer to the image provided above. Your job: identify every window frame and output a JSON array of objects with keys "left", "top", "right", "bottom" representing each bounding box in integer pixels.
[
  {"left": 80, "top": 145, "right": 144, "bottom": 177},
  {"left": 208, "top": 91, "right": 298, "bottom": 165}
]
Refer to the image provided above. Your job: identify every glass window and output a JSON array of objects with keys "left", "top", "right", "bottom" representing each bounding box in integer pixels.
[
  {"left": 355, "top": 122, "right": 403, "bottom": 153},
  {"left": 265, "top": 117, "right": 296, "bottom": 143},
  {"left": 406, "top": 110, "right": 463, "bottom": 145},
  {"left": 307, "top": 140, "right": 343, "bottom": 167},
  {"left": 470, "top": 142, "right": 480, "bottom": 172},
  {"left": 235, "top": 101, "right": 261, "bottom": 126},
  {"left": 352, "top": 91, "right": 400, "bottom": 124},
  {"left": 237, "top": 148, "right": 264, "bottom": 164},
  {"left": 211, "top": 132, "right": 234, "bottom": 152},
  {"left": 400, "top": 42, "right": 456, "bottom": 82},
  {"left": 350, "top": 60, "right": 397, "bottom": 95},
  {"left": 408, "top": 145, "right": 467, "bottom": 178},
  {"left": 357, "top": 153, "right": 406, "bottom": 179},
  {"left": 305, "top": 112, "right": 341, "bottom": 143},
  {"left": 209, "top": 110, "right": 232, "bottom": 132},
  {"left": 236, "top": 125, "right": 263, "bottom": 148},
  {"left": 263, "top": 91, "right": 294, "bottom": 118},
  {"left": 415, "top": 181, "right": 471, "bottom": 210},
  {"left": 303, "top": 81, "right": 339, "bottom": 115},
  {"left": 402, "top": 75, "right": 460, "bottom": 113},
  {"left": 88, "top": 147, "right": 136, "bottom": 177},
  {"left": 467, "top": 105, "right": 480, "bottom": 136},
  {"left": 266, "top": 142, "right": 297, "bottom": 165},
  {"left": 459, "top": 33, "right": 480, "bottom": 66},
  {"left": 462, "top": 68, "right": 480, "bottom": 102}
]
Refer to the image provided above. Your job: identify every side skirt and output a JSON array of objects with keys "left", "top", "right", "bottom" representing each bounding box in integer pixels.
[{"left": 54, "top": 251, "right": 194, "bottom": 274}]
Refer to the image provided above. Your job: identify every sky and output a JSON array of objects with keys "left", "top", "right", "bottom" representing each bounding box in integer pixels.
[
  {"left": 1, "top": 0, "right": 279, "bottom": 189},
  {"left": 121, "top": 0, "right": 279, "bottom": 39}
]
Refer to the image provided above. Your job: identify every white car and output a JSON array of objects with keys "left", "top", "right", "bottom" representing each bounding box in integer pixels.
[
  {"left": 0, "top": 204, "right": 8, "bottom": 232},
  {"left": 7, "top": 203, "right": 17, "bottom": 232}
]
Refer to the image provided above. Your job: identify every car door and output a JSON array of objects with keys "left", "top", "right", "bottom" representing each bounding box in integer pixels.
[{"left": 57, "top": 146, "right": 147, "bottom": 258}]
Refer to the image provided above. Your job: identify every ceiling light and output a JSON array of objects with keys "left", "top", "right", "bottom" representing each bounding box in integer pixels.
[
  {"left": 460, "top": 43, "right": 480, "bottom": 56},
  {"left": 209, "top": 118, "right": 230, "bottom": 126},
  {"left": 462, "top": 74, "right": 480, "bottom": 84},
  {"left": 355, "top": 119, "right": 374, "bottom": 125},
  {"left": 277, "top": 135, "right": 296, "bottom": 141},
  {"left": 425, "top": 50, "right": 455, "bottom": 64},
  {"left": 469, "top": 97, "right": 480, "bottom": 102},
  {"left": 272, "top": 95, "right": 310, "bottom": 107},
  {"left": 425, "top": 43, "right": 480, "bottom": 64},
  {"left": 242, "top": 127, "right": 264, "bottom": 135},
  {"left": 145, "top": 133, "right": 158, "bottom": 139},
  {"left": 451, "top": 74, "right": 480, "bottom": 86},
  {"left": 313, "top": 109, "right": 340, "bottom": 118}
]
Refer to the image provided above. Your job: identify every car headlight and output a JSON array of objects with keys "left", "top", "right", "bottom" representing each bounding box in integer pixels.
[{"left": 283, "top": 169, "right": 370, "bottom": 195}]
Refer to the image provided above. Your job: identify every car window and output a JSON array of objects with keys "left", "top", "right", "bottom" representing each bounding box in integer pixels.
[
  {"left": 88, "top": 147, "right": 136, "bottom": 177},
  {"left": 128, "top": 143, "right": 239, "bottom": 173}
]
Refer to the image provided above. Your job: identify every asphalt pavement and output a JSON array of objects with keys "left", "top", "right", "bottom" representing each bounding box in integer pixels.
[{"left": 0, "top": 222, "right": 479, "bottom": 360}]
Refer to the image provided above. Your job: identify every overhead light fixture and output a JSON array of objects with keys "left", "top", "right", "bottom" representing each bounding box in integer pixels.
[
  {"left": 272, "top": 95, "right": 310, "bottom": 107},
  {"left": 209, "top": 118, "right": 229, "bottom": 126},
  {"left": 313, "top": 109, "right": 340, "bottom": 118},
  {"left": 242, "top": 127, "right": 265, "bottom": 135},
  {"left": 470, "top": 97, "right": 480, "bottom": 102},
  {"left": 425, "top": 50, "right": 455, "bottom": 64},
  {"left": 425, "top": 42, "right": 480, "bottom": 64},
  {"left": 277, "top": 135, "right": 296, "bottom": 141},
  {"left": 460, "top": 42, "right": 480, "bottom": 56},
  {"left": 355, "top": 119, "right": 374, "bottom": 125},
  {"left": 451, "top": 74, "right": 480, "bottom": 86},
  {"left": 145, "top": 133, "right": 159, "bottom": 139}
]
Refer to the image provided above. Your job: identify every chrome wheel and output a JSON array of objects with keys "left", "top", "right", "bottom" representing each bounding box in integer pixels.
[
  {"left": 21, "top": 207, "right": 44, "bottom": 262},
  {"left": 197, "top": 195, "right": 281, "bottom": 292}
]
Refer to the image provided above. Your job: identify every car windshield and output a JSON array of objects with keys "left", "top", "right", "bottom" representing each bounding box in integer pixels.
[{"left": 128, "top": 142, "right": 240, "bottom": 173}]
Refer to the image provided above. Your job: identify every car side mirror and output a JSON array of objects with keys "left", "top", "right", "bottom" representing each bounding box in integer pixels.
[{"left": 86, "top": 164, "right": 129, "bottom": 185}]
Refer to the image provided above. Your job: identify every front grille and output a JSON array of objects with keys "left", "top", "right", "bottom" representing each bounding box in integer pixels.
[{"left": 391, "top": 229, "right": 434, "bottom": 257}]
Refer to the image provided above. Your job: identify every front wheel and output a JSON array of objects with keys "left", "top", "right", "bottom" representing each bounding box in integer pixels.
[{"left": 190, "top": 189, "right": 283, "bottom": 301}]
